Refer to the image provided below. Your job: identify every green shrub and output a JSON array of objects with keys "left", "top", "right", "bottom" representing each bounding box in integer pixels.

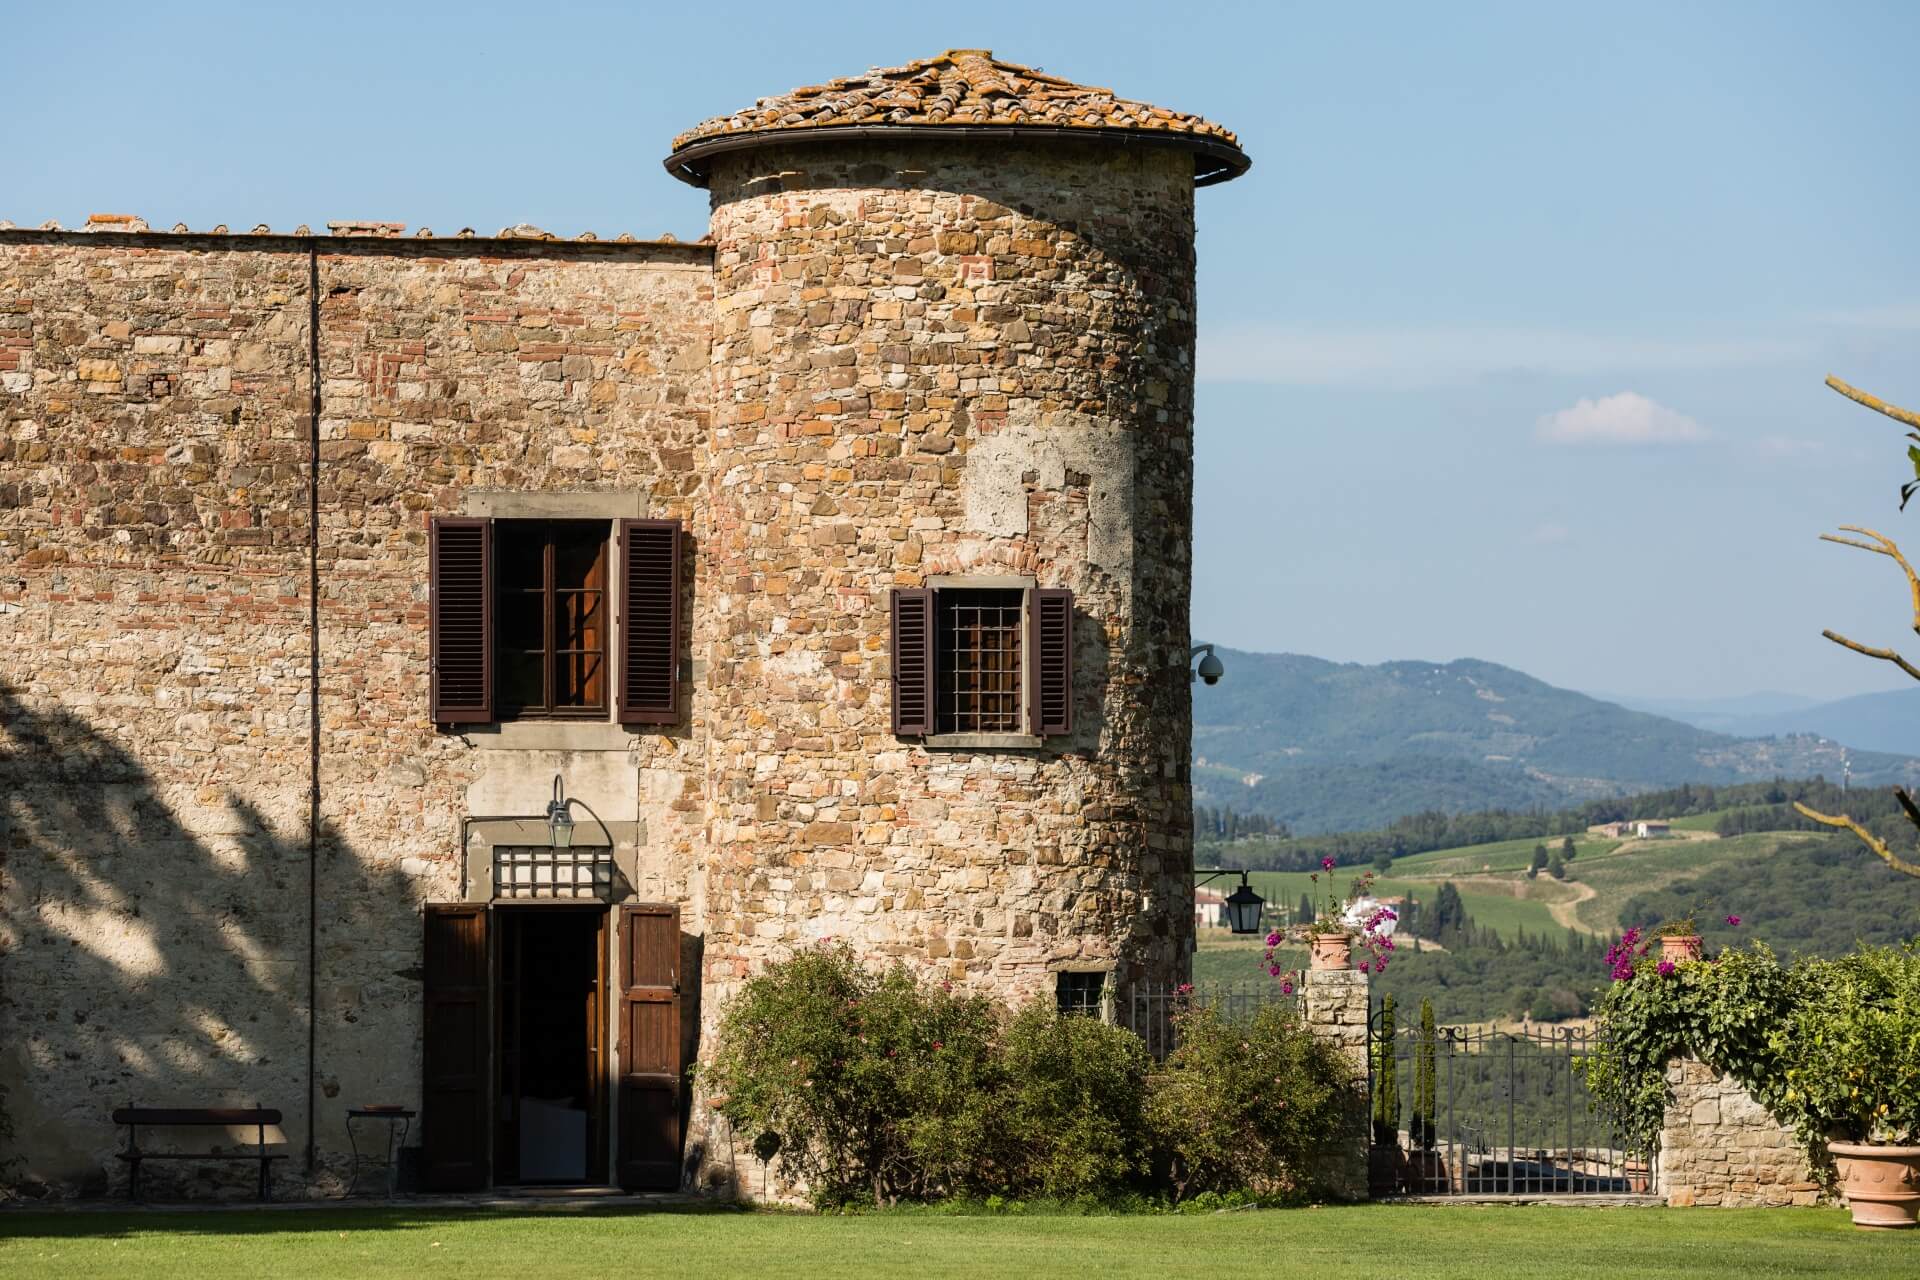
[
  {"left": 1776, "top": 943, "right": 1920, "bottom": 1144},
  {"left": 703, "top": 943, "right": 1000, "bottom": 1207},
  {"left": 996, "top": 1004, "right": 1151, "bottom": 1200},
  {"left": 1145, "top": 1002, "right": 1355, "bottom": 1203},
  {"left": 1579, "top": 942, "right": 1804, "bottom": 1158}
]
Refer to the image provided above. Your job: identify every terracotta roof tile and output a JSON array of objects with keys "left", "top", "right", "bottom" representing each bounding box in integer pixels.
[{"left": 668, "top": 49, "right": 1246, "bottom": 185}]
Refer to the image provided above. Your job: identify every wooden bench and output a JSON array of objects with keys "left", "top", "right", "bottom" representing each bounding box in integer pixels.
[{"left": 111, "top": 1107, "right": 287, "bottom": 1201}]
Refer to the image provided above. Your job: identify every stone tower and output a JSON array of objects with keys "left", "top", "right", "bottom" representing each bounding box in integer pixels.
[{"left": 666, "top": 51, "right": 1248, "bottom": 1008}]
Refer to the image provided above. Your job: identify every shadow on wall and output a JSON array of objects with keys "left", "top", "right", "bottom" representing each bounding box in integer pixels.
[{"left": 0, "top": 679, "right": 417, "bottom": 1201}]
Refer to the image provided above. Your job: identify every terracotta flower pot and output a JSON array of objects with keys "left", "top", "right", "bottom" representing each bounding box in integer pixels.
[
  {"left": 1830, "top": 1141, "right": 1920, "bottom": 1229},
  {"left": 1658, "top": 934, "right": 1703, "bottom": 961},
  {"left": 1309, "top": 933, "right": 1353, "bottom": 970}
]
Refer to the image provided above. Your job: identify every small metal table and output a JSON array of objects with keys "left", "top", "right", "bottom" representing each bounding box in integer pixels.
[{"left": 345, "top": 1107, "right": 415, "bottom": 1197}]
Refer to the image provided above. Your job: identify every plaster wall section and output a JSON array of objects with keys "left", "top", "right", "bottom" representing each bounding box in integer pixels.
[
  {"left": 698, "top": 137, "right": 1200, "bottom": 1021},
  {"left": 0, "top": 236, "right": 316, "bottom": 1197}
]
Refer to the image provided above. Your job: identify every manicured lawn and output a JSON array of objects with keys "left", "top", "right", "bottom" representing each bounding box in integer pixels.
[{"left": 1, "top": 1203, "right": 1910, "bottom": 1278}]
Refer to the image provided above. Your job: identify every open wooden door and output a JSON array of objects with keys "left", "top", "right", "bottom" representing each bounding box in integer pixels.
[
  {"left": 616, "top": 905, "right": 683, "bottom": 1190},
  {"left": 422, "top": 904, "right": 489, "bottom": 1191}
]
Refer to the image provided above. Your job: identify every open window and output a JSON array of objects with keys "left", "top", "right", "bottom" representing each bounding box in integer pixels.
[
  {"left": 890, "top": 584, "right": 1073, "bottom": 740},
  {"left": 429, "top": 516, "right": 682, "bottom": 728}
]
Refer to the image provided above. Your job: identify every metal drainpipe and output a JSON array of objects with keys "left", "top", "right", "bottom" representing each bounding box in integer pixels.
[{"left": 305, "top": 243, "right": 321, "bottom": 1176}]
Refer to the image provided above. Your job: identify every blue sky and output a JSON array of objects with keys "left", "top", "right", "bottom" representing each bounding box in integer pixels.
[{"left": 7, "top": 0, "right": 1919, "bottom": 701}]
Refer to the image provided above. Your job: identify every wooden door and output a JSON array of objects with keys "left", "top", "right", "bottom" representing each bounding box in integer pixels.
[
  {"left": 616, "top": 905, "right": 682, "bottom": 1190},
  {"left": 422, "top": 904, "right": 490, "bottom": 1191}
]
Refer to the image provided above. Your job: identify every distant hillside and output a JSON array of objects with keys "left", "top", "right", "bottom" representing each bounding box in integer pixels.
[
  {"left": 1629, "top": 686, "right": 1920, "bottom": 758},
  {"left": 1193, "top": 651, "right": 1920, "bottom": 833}
]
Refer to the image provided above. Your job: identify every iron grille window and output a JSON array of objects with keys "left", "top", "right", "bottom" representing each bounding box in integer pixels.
[
  {"left": 496, "top": 520, "right": 609, "bottom": 719},
  {"left": 1056, "top": 971, "right": 1106, "bottom": 1018},
  {"left": 936, "top": 588, "right": 1024, "bottom": 734},
  {"left": 492, "top": 846, "right": 614, "bottom": 900}
]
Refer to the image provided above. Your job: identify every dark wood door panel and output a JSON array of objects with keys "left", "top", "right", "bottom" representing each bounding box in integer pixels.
[
  {"left": 617, "top": 905, "right": 683, "bottom": 1190},
  {"left": 422, "top": 904, "right": 489, "bottom": 1191}
]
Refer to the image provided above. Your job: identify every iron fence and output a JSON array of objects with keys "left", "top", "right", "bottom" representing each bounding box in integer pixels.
[
  {"left": 1114, "top": 980, "right": 1304, "bottom": 1062},
  {"left": 1368, "top": 1005, "right": 1651, "bottom": 1197}
]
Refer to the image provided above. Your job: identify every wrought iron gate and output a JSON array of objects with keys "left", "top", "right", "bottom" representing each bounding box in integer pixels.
[{"left": 1367, "top": 1001, "right": 1651, "bottom": 1197}]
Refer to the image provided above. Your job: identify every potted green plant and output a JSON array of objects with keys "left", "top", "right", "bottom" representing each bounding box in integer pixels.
[
  {"left": 1776, "top": 945, "right": 1920, "bottom": 1229},
  {"left": 1654, "top": 910, "right": 1703, "bottom": 962}
]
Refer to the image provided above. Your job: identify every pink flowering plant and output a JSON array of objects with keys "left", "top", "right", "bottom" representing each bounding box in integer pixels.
[
  {"left": 1577, "top": 941, "right": 1800, "bottom": 1160},
  {"left": 1264, "top": 859, "right": 1398, "bottom": 976}
]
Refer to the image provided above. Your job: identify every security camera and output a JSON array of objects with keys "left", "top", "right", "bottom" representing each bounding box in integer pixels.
[{"left": 1190, "top": 644, "right": 1225, "bottom": 686}]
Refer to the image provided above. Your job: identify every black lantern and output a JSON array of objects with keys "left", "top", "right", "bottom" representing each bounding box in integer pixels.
[
  {"left": 1224, "top": 878, "right": 1266, "bottom": 935},
  {"left": 546, "top": 775, "right": 575, "bottom": 850}
]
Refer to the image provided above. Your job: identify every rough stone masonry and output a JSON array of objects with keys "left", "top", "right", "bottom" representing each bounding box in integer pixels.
[{"left": 0, "top": 50, "right": 1249, "bottom": 1199}]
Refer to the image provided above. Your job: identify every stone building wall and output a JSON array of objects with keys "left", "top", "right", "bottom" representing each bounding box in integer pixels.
[
  {"left": 3, "top": 129, "right": 1213, "bottom": 1201},
  {"left": 0, "top": 230, "right": 714, "bottom": 1197},
  {"left": 1, "top": 235, "right": 317, "bottom": 1197},
  {"left": 698, "top": 137, "right": 1199, "bottom": 1019},
  {"left": 1658, "top": 1056, "right": 1826, "bottom": 1208}
]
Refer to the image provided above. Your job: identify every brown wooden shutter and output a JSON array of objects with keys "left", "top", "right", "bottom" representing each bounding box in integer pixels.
[
  {"left": 1029, "top": 587, "right": 1073, "bottom": 736},
  {"left": 421, "top": 904, "right": 489, "bottom": 1191},
  {"left": 430, "top": 516, "right": 492, "bottom": 724},
  {"left": 890, "top": 587, "right": 935, "bottom": 736},
  {"left": 617, "top": 905, "right": 683, "bottom": 1191},
  {"left": 618, "top": 518, "right": 682, "bottom": 725}
]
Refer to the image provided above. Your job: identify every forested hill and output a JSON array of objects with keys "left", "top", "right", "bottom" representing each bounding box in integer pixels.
[{"left": 1192, "top": 651, "right": 1920, "bottom": 833}]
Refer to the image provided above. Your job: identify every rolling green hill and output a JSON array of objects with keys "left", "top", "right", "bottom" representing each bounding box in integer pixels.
[{"left": 1192, "top": 651, "right": 1920, "bottom": 832}]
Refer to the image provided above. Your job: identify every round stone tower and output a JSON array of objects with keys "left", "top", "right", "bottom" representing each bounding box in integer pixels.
[{"left": 667, "top": 50, "right": 1248, "bottom": 1007}]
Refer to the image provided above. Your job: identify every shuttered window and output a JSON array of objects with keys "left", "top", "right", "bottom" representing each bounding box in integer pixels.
[
  {"left": 889, "top": 585, "right": 1073, "bottom": 739},
  {"left": 1028, "top": 587, "right": 1074, "bottom": 736},
  {"left": 430, "top": 517, "right": 492, "bottom": 724},
  {"left": 890, "top": 588, "right": 935, "bottom": 736},
  {"left": 429, "top": 513, "right": 683, "bottom": 729},
  {"left": 617, "top": 518, "right": 682, "bottom": 725}
]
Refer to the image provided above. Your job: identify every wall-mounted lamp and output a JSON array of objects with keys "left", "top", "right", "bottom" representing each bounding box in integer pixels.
[
  {"left": 546, "top": 774, "right": 575, "bottom": 850},
  {"left": 1195, "top": 868, "right": 1266, "bottom": 935},
  {"left": 1189, "top": 643, "right": 1225, "bottom": 686}
]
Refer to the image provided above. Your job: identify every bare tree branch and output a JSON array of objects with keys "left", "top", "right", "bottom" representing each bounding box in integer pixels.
[
  {"left": 1819, "top": 628, "right": 1920, "bottom": 682},
  {"left": 1827, "top": 374, "right": 1920, "bottom": 432},
  {"left": 1818, "top": 526, "right": 1920, "bottom": 635},
  {"left": 1792, "top": 802, "right": 1920, "bottom": 879}
]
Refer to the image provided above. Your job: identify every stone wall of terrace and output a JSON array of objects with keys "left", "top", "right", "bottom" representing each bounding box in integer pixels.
[{"left": 1658, "top": 1056, "right": 1827, "bottom": 1208}]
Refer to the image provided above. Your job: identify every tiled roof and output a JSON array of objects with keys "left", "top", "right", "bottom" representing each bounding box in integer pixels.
[{"left": 666, "top": 49, "right": 1247, "bottom": 187}]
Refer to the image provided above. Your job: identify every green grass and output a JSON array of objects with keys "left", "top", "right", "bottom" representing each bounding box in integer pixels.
[{"left": 0, "top": 1204, "right": 1908, "bottom": 1278}]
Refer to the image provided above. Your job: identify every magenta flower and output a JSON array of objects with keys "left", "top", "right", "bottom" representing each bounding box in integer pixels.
[
  {"left": 1321, "top": 856, "right": 1337, "bottom": 871},
  {"left": 1175, "top": 982, "right": 1194, "bottom": 995},
  {"left": 1264, "top": 931, "right": 1282, "bottom": 948},
  {"left": 1358, "top": 960, "right": 1372, "bottom": 974},
  {"left": 1725, "top": 914, "right": 1741, "bottom": 927},
  {"left": 1268, "top": 964, "right": 1282, "bottom": 977},
  {"left": 931, "top": 1041, "right": 944, "bottom": 1051},
  {"left": 1656, "top": 960, "right": 1676, "bottom": 978},
  {"left": 1280, "top": 978, "right": 1295, "bottom": 995}
]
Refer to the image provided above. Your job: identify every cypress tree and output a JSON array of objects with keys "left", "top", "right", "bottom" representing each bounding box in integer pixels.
[{"left": 1372, "top": 994, "right": 1400, "bottom": 1148}]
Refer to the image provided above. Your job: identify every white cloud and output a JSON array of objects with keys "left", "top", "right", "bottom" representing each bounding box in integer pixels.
[
  {"left": 1535, "top": 392, "right": 1707, "bottom": 446},
  {"left": 1197, "top": 326, "right": 1805, "bottom": 387}
]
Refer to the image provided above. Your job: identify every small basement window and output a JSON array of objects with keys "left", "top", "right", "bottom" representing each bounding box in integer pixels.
[{"left": 1056, "top": 971, "right": 1106, "bottom": 1018}]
